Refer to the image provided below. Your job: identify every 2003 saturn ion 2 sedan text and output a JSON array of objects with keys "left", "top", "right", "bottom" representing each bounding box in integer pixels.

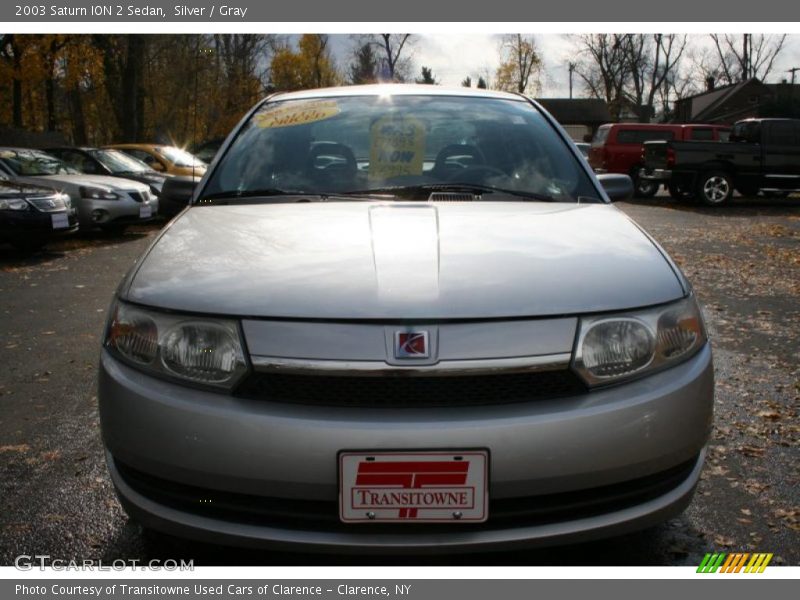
[{"left": 99, "top": 85, "right": 714, "bottom": 552}]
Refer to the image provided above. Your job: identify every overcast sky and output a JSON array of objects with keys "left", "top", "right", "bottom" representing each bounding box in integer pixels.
[{"left": 317, "top": 34, "right": 800, "bottom": 97}]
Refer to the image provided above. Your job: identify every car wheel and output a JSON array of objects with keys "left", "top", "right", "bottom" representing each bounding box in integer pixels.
[
  {"left": 697, "top": 172, "right": 734, "bottom": 206},
  {"left": 667, "top": 182, "right": 694, "bottom": 200},
  {"left": 633, "top": 174, "right": 658, "bottom": 198}
]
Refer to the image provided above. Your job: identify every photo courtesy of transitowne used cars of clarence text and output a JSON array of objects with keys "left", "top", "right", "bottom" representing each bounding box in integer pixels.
[{"left": 99, "top": 85, "right": 714, "bottom": 552}]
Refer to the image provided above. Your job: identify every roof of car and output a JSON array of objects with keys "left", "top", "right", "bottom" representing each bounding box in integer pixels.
[
  {"left": 105, "top": 144, "right": 163, "bottom": 150},
  {"left": 269, "top": 84, "right": 526, "bottom": 102},
  {"left": 47, "top": 146, "right": 97, "bottom": 152},
  {"left": 0, "top": 146, "right": 57, "bottom": 154}
]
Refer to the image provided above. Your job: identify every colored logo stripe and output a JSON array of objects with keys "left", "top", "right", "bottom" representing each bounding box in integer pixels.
[{"left": 697, "top": 553, "right": 773, "bottom": 573}]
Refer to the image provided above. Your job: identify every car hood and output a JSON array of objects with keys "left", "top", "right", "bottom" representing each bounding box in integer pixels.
[
  {"left": 125, "top": 202, "right": 685, "bottom": 319},
  {"left": 0, "top": 180, "right": 58, "bottom": 198},
  {"left": 119, "top": 171, "right": 168, "bottom": 184},
  {"left": 21, "top": 174, "right": 149, "bottom": 192}
]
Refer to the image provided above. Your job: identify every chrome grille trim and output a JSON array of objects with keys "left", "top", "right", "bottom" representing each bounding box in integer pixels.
[{"left": 250, "top": 353, "right": 572, "bottom": 377}]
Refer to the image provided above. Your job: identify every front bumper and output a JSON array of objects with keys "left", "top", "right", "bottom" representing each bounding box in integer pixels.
[
  {"left": 99, "top": 343, "right": 714, "bottom": 552},
  {"left": 0, "top": 210, "right": 78, "bottom": 241},
  {"left": 639, "top": 169, "right": 672, "bottom": 182},
  {"left": 75, "top": 195, "right": 158, "bottom": 229}
]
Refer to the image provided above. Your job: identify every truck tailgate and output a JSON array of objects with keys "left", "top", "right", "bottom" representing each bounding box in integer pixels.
[{"left": 643, "top": 141, "right": 671, "bottom": 170}]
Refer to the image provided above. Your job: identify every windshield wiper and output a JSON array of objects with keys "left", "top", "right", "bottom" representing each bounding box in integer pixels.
[
  {"left": 198, "top": 188, "right": 312, "bottom": 202},
  {"left": 340, "top": 183, "right": 558, "bottom": 202}
]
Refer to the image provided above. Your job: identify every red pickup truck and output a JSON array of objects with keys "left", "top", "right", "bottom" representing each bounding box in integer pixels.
[{"left": 589, "top": 123, "right": 730, "bottom": 197}]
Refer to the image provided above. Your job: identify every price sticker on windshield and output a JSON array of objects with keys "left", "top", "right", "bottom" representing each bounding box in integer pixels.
[
  {"left": 369, "top": 115, "right": 426, "bottom": 180},
  {"left": 254, "top": 100, "right": 340, "bottom": 129}
]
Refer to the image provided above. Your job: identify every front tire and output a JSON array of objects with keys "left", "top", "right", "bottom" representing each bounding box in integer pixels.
[
  {"left": 697, "top": 171, "right": 734, "bottom": 206},
  {"left": 633, "top": 173, "right": 658, "bottom": 198}
]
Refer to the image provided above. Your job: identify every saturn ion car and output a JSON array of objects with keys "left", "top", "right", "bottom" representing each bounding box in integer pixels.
[{"left": 99, "top": 85, "right": 714, "bottom": 552}]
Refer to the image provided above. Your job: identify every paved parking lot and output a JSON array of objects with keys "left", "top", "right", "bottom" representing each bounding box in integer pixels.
[{"left": 0, "top": 195, "right": 798, "bottom": 566}]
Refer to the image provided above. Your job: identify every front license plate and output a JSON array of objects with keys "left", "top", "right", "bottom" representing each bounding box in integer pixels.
[
  {"left": 51, "top": 213, "right": 69, "bottom": 230},
  {"left": 139, "top": 204, "right": 152, "bottom": 219},
  {"left": 339, "top": 450, "right": 488, "bottom": 523}
]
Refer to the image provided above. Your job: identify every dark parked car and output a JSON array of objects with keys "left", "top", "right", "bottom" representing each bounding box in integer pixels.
[
  {"left": 191, "top": 138, "right": 225, "bottom": 165},
  {"left": 157, "top": 175, "right": 202, "bottom": 217},
  {"left": 46, "top": 147, "right": 171, "bottom": 199},
  {"left": 0, "top": 175, "right": 78, "bottom": 251},
  {"left": 589, "top": 123, "right": 730, "bottom": 198},
  {"left": 641, "top": 118, "right": 800, "bottom": 205}
]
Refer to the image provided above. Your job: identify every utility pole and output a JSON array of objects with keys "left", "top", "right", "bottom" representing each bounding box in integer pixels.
[
  {"left": 568, "top": 62, "right": 576, "bottom": 99},
  {"left": 742, "top": 34, "right": 751, "bottom": 80},
  {"left": 789, "top": 67, "right": 800, "bottom": 107}
]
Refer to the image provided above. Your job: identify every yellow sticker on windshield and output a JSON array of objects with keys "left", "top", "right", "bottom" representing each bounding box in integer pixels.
[
  {"left": 254, "top": 100, "right": 340, "bottom": 129},
  {"left": 369, "top": 115, "right": 426, "bottom": 180}
]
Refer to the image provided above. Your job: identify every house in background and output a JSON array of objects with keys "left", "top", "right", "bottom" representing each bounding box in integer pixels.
[
  {"left": 535, "top": 98, "right": 611, "bottom": 142},
  {"left": 673, "top": 77, "right": 800, "bottom": 124}
]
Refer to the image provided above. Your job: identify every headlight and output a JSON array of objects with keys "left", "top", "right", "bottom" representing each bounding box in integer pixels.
[
  {"left": 572, "top": 295, "right": 707, "bottom": 386},
  {"left": 0, "top": 197, "right": 29, "bottom": 211},
  {"left": 105, "top": 301, "right": 248, "bottom": 390},
  {"left": 80, "top": 186, "right": 119, "bottom": 200}
]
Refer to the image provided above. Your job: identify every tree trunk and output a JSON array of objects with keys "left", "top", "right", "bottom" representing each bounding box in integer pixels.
[
  {"left": 45, "top": 76, "right": 56, "bottom": 131},
  {"left": 120, "top": 35, "right": 146, "bottom": 141},
  {"left": 12, "top": 45, "right": 22, "bottom": 128},
  {"left": 68, "top": 86, "right": 87, "bottom": 145}
]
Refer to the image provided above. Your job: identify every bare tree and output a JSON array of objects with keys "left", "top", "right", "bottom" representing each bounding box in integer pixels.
[
  {"left": 708, "top": 34, "right": 787, "bottom": 85},
  {"left": 625, "top": 34, "right": 687, "bottom": 122},
  {"left": 575, "top": 34, "right": 688, "bottom": 122},
  {"left": 574, "top": 34, "right": 630, "bottom": 119},
  {"left": 365, "top": 34, "right": 412, "bottom": 81}
]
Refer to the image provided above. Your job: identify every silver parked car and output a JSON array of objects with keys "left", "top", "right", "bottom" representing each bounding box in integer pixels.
[
  {"left": 99, "top": 85, "right": 713, "bottom": 552},
  {"left": 0, "top": 148, "right": 158, "bottom": 232}
]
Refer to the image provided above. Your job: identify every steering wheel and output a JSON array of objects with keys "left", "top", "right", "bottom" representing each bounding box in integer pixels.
[
  {"left": 306, "top": 142, "right": 357, "bottom": 178},
  {"left": 432, "top": 144, "right": 486, "bottom": 175}
]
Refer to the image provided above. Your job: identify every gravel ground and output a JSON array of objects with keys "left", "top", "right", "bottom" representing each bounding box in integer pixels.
[{"left": 0, "top": 195, "right": 798, "bottom": 566}]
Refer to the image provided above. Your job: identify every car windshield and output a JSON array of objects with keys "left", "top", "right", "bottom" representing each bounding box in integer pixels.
[
  {"left": 156, "top": 146, "right": 205, "bottom": 168},
  {"left": 0, "top": 149, "right": 78, "bottom": 176},
  {"left": 201, "top": 93, "right": 599, "bottom": 202},
  {"left": 90, "top": 149, "right": 152, "bottom": 174}
]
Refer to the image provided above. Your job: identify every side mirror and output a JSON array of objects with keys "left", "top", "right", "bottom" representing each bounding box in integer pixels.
[{"left": 597, "top": 173, "right": 634, "bottom": 202}]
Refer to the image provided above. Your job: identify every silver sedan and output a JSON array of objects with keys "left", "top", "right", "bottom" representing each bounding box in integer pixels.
[{"left": 99, "top": 85, "right": 713, "bottom": 552}]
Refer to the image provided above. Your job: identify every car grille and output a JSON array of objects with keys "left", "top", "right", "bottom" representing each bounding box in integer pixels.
[
  {"left": 234, "top": 369, "right": 587, "bottom": 408},
  {"left": 114, "top": 455, "right": 699, "bottom": 534},
  {"left": 128, "top": 191, "right": 149, "bottom": 203}
]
